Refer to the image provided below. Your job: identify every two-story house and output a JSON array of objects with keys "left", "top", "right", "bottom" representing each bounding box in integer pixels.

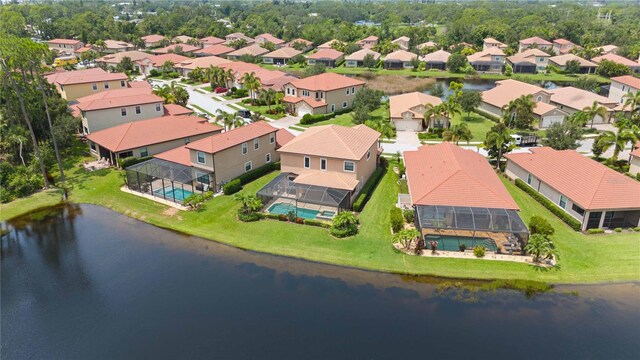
[
  {"left": 254, "top": 33, "right": 285, "bottom": 48},
  {"left": 391, "top": 36, "right": 410, "bottom": 51},
  {"left": 47, "top": 39, "right": 84, "bottom": 57},
  {"left": 71, "top": 85, "right": 166, "bottom": 134},
  {"left": 518, "top": 36, "right": 552, "bottom": 53},
  {"left": 483, "top": 38, "right": 508, "bottom": 51},
  {"left": 389, "top": 92, "right": 444, "bottom": 131},
  {"left": 552, "top": 39, "right": 578, "bottom": 55},
  {"left": 141, "top": 34, "right": 166, "bottom": 48},
  {"left": 102, "top": 40, "right": 136, "bottom": 54},
  {"left": 467, "top": 47, "right": 505, "bottom": 73},
  {"left": 282, "top": 73, "right": 365, "bottom": 116},
  {"left": 356, "top": 36, "right": 379, "bottom": 49},
  {"left": 45, "top": 68, "right": 129, "bottom": 100},
  {"left": 224, "top": 33, "right": 255, "bottom": 46},
  {"left": 506, "top": 49, "right": 550, "bottom": 73},
  {"left": 608, "top": 75, "right": 640, "bottom": 105}
]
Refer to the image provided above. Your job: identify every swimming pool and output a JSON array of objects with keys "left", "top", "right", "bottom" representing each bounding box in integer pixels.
[
  {"left": 424, "top": 235, "right": 497, "bottom": 252},
  {"left": 153, "top": 187, "right": 194, "bottom": 202},
  {"left": 267, "top": 203, "right": 320, "bottom": 220}
]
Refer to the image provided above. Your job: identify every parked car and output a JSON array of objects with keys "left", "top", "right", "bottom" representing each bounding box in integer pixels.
[
  {"left": 237, "top": 109, "right": 251, "bottom": 119},
  {"left": 511, "top": 134, "right": 538, "bottom": 146},
  {"left": 215, "top": 87, "right": 228, "bottom": 93}
]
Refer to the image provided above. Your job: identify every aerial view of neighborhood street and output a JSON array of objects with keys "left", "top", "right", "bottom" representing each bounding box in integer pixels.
[{"left": 1, "top": 0, "right": 639, "bottom": 358}]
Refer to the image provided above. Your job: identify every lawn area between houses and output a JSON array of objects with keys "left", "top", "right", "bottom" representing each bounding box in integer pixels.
[
  {"left": 298, "top": 104, "right": 390, "bottom": 129},
  {"left": 450, "top": 112, "right": 496, "bottom": 141},
  {"left": 242, "top": 103, "right": 287, "bottom": 119},
  {"left": 2, "top": 145, "right": 638, "bottom": 284}
]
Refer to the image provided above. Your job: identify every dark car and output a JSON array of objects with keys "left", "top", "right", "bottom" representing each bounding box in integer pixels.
[{"left": 237, "top": 109, "right": 251, "bottom": 119}]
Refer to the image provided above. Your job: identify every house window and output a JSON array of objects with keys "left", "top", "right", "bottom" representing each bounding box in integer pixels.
[
  {"left": 119, "top": 151, "right": 133, "bottom": 158},
  {"left": 302, "top": 90, "right": 309, "bottom": 96},
  {"left": 140, "top": 147, "right": 149, "bottom": 157},
  {"left": 156, "top": 103, "right": 162, "bottom": 112},
  {"left": 196, "top": 172, "right": 210, "bottom": 185},
  {"left": 92, "top": 83, "right": 98, "bottom": 91},
  {"left": 270, "top": 133, "right": 275, "bottom": 144},
  {"left": 104, "top": 82, "right": 109, "bottom": 89},
  {"left": 90, "top": 142, "right": 96, "bottom": 151},
  {"left": 120, "top": 80, "right": 126, "bottom": 87},
  {"left": 304, "top": 156, "right": 310, "bottom": 168},
  {"left": 121, "top": 108, "right": 127, "bottom": 116},
  {"left": 342, "top": 101, "right": 348, "bottom": 108},
  {"left": 559, "top": 195, "right": 567, "bottom": 209},
  {"left": 572, "top": 203, "right": 585, "bottom": 216},
  {"left": 539, "top": 57, "right": 545, "bottom": 62},
  {"left": 253, "top": 138, "right": 259, "bottom": 150},
  {"left": 286, "top": 88, "right": 290, "bottom": 95},
  {"left": 244, "top": 161, "right": 252, "bottom": 172},
  {"left": 197, "top": 151, "right": 205, "bottom": 164},
  {"left": 343, "top": 161, "right": 355, "bottom": 172},
  {"left": 265, "top": 153, "right": 271, "bottom": 163},
  {"left": 135, "top": 106, "right": 141, "bottom": 114},
  {"left": 330, "top": 104, "right": 335, "bottom": 112},
  {"left": 367, "top": 149, "right": 371, "bottom": 160},
  {"left": 320, "top": 158, "right": 327, "bottom": 170},
  {"left": 184, "top": 137, "right": 191, "bottom": 144},
  {"left": 494, "top": 56, "right": 501, "bottom": 61},
  {"left": 351, "top": 86, "right": 355, "bottom": 94},
  {"left": 346, "top": 88, "right": 350, "bottom": 95},
  {"left": 242, "top": 142, "right": 248, "bottom": 155},
  {"left": 527, "top": 174, "right": 532, "bottom": 185}
]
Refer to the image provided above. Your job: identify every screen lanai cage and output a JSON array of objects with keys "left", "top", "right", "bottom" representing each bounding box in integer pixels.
[
  {"left": 415, "top": 205, "right": 530, "bottom": 252},
  {"left": 125, "top": 158, "right": 213, "bottom": 204},
  {"left": 257, "top": 172, "right": 352, "bottom": 214}
]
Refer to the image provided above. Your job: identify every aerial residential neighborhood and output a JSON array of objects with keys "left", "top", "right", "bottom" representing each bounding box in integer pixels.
[{"left": 1, "top": 1, "right": 639, "bottom": 358}]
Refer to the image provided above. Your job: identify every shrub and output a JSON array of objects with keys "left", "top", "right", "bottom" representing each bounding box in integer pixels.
[
  {"left": 529, "top": 216, "right": 555, "bottom": 238},
  {"left": 331, "top": 211, "right": 359, "bottom": 237},
  {"left": 587, "top": 228, "right": 605, "bottom": 234},
  {"left": 119, "top": 156, "right": 152, "bottom": 169},
  {"left": 295, "top": 217, "right": 305, "bottom": 224},
  {"left": 330, "top": 226, "right": 358, "bottom": 238},
  {"left": 398, "top": 160, "right": 405, "bottom": 178},
  {"left": 264, "top": 213, "right": 280, "bottom": 220},
  {"left": 634, "top": 227, "right": 640, "bottom": 232},
  {"left": 614, "top": 227, "right": 622, "bottom": 232},
  {"left": 286, "top": 210, "right": 296, "bottom": 222},
  {"left": 238, "top": 212, "right": 263, "bottom": 222},
  {"left": 234, "top": 162, "right": 280, "bottom": 185},
  {"left": 390, "top": 207, "right": 404, "bottom": 233},
  {"left": 473, "top": 246, "right": 486, "bottom": 258},
  {"left": 403, "top": 210, "right": 415, "bottom": 224},
  {"left": 278, "top": 214, "right": 288, "bottom": 221},
  {"left": 149, "top": 69, "right": 160, "bottom": 77},
  {"left": 352, "top": 167, "right": 385, "bottom": 211},
  {"left": 459, "top": 243, "right": 467, "bottom": 252},
  {"left": 235, "top": 193, "right": 263, "bottom": 221},
  {"left": 515, "top": 179, "right": 582, "bottom": 231},
  {"left": 305, "top": 219, "right": 331, "bottom": 228},
  {"left": 182, "top": 191, "right": 213, "bottom": 210},
  {"left": 223, "top": 179, "right": 242, "bottom": 195}
]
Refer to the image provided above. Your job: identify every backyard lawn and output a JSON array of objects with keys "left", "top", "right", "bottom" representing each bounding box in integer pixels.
[
  {"left": 0, "top": 188, "right": 64, "bottom": 221},
  {"left": 298, "top": 104, "right": 389, "bottom": 128},
  {"left": 242, "top": 103, "right": 287, "bottom": 119},
  {"left": 450, "top": 112, "right": 496, "bottom": 142}
]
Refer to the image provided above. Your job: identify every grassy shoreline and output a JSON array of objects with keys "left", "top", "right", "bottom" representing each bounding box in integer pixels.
[{"left": 2, "top": 146, "right": 638, "bottom": 284}]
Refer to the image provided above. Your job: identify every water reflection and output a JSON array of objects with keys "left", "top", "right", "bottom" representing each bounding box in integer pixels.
[{"left": 2, "top": 205, "right": 639, "bottom": 359}]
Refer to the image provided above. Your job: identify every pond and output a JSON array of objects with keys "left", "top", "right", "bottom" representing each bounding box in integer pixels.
[
  {"left": 426, "top": 78, "right": 562, "bottom": 100},
  {"left": 2, "top": 204, "right": 639, "bottom": 359}
]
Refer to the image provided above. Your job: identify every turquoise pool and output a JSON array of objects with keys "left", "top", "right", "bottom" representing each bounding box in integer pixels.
[
  {"left": 154, "top": 187, "right": 193, "bottom": 202},
  {"left": 268, "top": 203, "right": 320, "bottom": 220},
  {"left": 425, "top": 235, "right": 497, "bottom": 252}
]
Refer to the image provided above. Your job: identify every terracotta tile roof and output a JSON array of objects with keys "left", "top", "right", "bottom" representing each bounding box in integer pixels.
[
  {"left": 384, "top": 49, "right": 417, "bottom": 62},
  {"left": 87, "top": 115, "right": 222, "bottom": 152},
  {"left": 199, "top": 36, "right": 225, "bottom": 46},
  {"left": 553, "top": 38, "right": 574, "bottom": 46},
  {"left": 186, "top": 121, "right": 278, "bottom": 154},
  {"left": 393, "top": 36, "right": 410, "bottom": 42},
  {"left": 276, "top": 128, "right": 295, "bottom": 148},
  {"left": 417, "top": 41, "right": 438, "bottom": 49},
  {"left": 173, "top": 35, "right": 194, "bottom": 43},
  {"left": 468, "top": 47, "right": 505, "bottom": 63},
  {"left": 264, "top": 74, "right": 298, "bottom": 91},
  {"left": 104, "top": 39, "right": 134, "bottom": 50},
  {"left": 164, "top": 104, "right": 193, "bottom": 116},
  {"left": 96, "top": 50, "right": 151, "bottom": 63},
  {"left": 145, "top": 53, "right": 190, "bottom": 67},
  {"left": 610, "top": 75, "right": 640, "bottom": 90},
  {"left": 74, "top": 87, "right": 162, "bottom": 111},
  {"left": 224, "top": 33, "right": 254, "bottom": 43},
  {"left": 287, "top": 38, "right": 313, "bottom": 47},
  {"left": 282, "top": 96, "right": 326, "bottom": 108},
  {"left": 219, "top": 62, "right": 263, "bottom": 78},
  {"left": 630, "top": 142, "right": 640, "bottom": 158},
  {"left": 154, "top": 146, "right": 192, "bottom": 166},
  {"left": 287, "top": 72, "right": 364, "bottom": 91},
  {"left": 519, "top": 36, "right": 552, "bottom": 46},
  {"left": 595, "top": 45, "right": 618, "bottom": 53},
  {"left": 404, "top": 143, "right": 519, "bottom": 209},
  {"left": 345, "top": 48, "right": 381, "bottom": 61},
  {"left": 389, "top": 92, "right": 442, "bottom": 119},
  {"left": 420, "top": 49, "right": 451, "bottom": 63},
  {"left": 141, "top": 34, "right": 165, "bottom": 43},
  {"left": 238, "top": 68, "right": 295, "bottom": 90},
  {"left": 48, "top": 39, "right": 82, "bottom": 45},
  {"left": 128, "top": 81, "right": 152, "bottom": 89},
  {"left": 293, "top": 170, "right": 360, "bottom": 191},
  {"left": 549, "top": 54, "right": 597, "bottom": 67},
  {"left": 592, "top": 53, "right": 639, "bottom": 67},
  {"left": 193, "top": 44, "right": 234, "bottom": 56},
  {"left": 505, "top": 147, "right": 640, "bottom": 210},
  {"left": 262, "top": 47, "right": 302, "bottom": 59},
  {"left": 317, "top": 39, "right": 340, "bottom": 49},
  {"left": 176, "top": 55, "right": 232, "bottom": 70},
  {"left": 507, "top": 48, "right": 550, "bottom": 64},
  {"left": 255, "top": 33, "right": 285, "bottom": 45},
  {"left": 278, "top": 124, "right": 380, "bottom": 161},
  {"left": 75, "top": 46, "right": 96, "bottom": 53},
  {"left": 533, "top": 102, "right": 563, "bottom": 116},
  {"left": 548, "top": 86, "right": 617, "bottom": 111},
  {"left": 307, "top": 48, "right": 344, "bottom": 60},
  {"left": 45, "top": 68, "right": 128, "bottom": 86},
  {"left": 481, "top": 79, "right": 548, "bottom": 109},
  {"left": 152, "top": 43, "right": 201, "bottom": 54},
  {"left": 227, "top": 44, "right": 270, "bottom": 57},
  {"left": 358, "top": 35, "right": 379, "bottom": 42},
  {"left": 484, "top": 38, "right": 507, "bottom": 47}
]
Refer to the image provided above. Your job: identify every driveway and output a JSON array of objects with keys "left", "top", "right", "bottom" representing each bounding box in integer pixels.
[{"left": 381, "top": 131, "right": 420, "bottom": 154}]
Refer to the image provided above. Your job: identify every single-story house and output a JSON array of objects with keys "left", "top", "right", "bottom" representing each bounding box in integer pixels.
[
  {"left": 193, "top": 44, "right": 234, "bottom": 57},
  {"left": 505, "top": 147, "right": 640, "bottom": 230},
  {"left": 173, "top": 35, "right": 195, "bottom": 44},
  {"left": 317, "top": 39, "right": 340, "bottom": 50},
  {"left": 518, "top": 36, "right": 552, "bottom": 53},
  {"left": 506, "top": 49, "right": 550, "bottom": 73},
  {"left": 136, "top": 53, "right": 190, "bottom": 76},
  {"left": 389, "top": 92, "right": 444, "bottom": 131},
  {"left": 95, "top": 51, "right": 151, "bottom": 72},
  {"left": 226, "top": 44, "right": 270, "bottom": 60},
  {"left": 404, "top": 142, "right": 528, "bottom": 251},
  {"left": 608, "top": 75, "right": 640, "bottom": 105},
  {"left": 224, "top": 32, "right": 255, "bottom": 46},
  {"left": 141, "top": 34, "right": 166, "bottom": 48},
  {"left": 306, "top": 49, "right": 344, "bottom": 68},
  {"left": 483, "top": 37, "right": 508, "bottom": 51},
  {"left": 102, "top": 39, "right": 136, "bottom": 54},
  {"left": 262, "top": 47, "right": 303, "bottom": 65},
  {"left": 595, "top": 45, "right": 618, "bottom": 55},
  {"left": 356, "top": 36, "right": 379, "bottom": 49},
  {"left": 344, "top": 48, "right": 381, "bottom": 67},
  {"left": 283, "top": 73, "right": 364, "bottom": 116},
  {"left": 552, "top": 38, "right": 578, "bottom": 55},
  {"left": 258, "top": 124, "right": 381, "bottom": 212},
  {"left": 199, "top": 36, "right": 225, "bottom": 47},
  {"left": 548, "top": 86, "right": 619, "bottom": 124},
  {"left": 286, "top": 38, "right": 314, "bottom": 52},
  {"left": 467, "top": 47, "right": 505, "bottom": 73},
  {"left": 391, "top": 36, "right": 410, "bottom": 51},
  {"left": 548, "top": 54, "right": 597, "bottom": 74},
  {"left": 151, "top": 43, "right": 201, "bottom": 55},
  {"left": 592, "top": 53, "right": 640, "bottom": 73},
  {"left": 174, "top": 55, "right": 232, "bottom": 77},
  {"left": 383, "top": 50, "right": 418, "bottom": 70},
  {"left": 420, "top": 49, "right": 451, "bottom": 70}
]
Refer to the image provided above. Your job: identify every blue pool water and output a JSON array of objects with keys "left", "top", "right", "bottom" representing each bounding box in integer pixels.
[
  {"left": 268, "top": 203, "right": 319, "bottom": 219},
  {"left": 154, "top": 187, "right": 193, "bottom": 202}
]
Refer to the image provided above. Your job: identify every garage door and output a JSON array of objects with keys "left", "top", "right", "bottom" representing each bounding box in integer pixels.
[
  {"left": 541, "top": 115, "right": 564, "bottom": 128},
  {"left": 296, "top": 105, "right": 313, "bottom": 117},
  {"left": 395, "top": 120, "right": 421, "bottom": 132}
]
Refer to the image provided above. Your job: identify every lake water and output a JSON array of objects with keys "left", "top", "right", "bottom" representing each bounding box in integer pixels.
[
  {"left": 2, "top": 204, "right": 639, "bottom": 359},
  {"left": 427, "top": 78, "right": 562, "bottom": 100}
]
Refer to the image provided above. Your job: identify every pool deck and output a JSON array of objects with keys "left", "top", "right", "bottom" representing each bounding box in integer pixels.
[
  {"left": 264, "top": 198, "right": 337, "bottom": 220},
  {"left": 121, "top": 186, "right": 189, "bottom": 210}
]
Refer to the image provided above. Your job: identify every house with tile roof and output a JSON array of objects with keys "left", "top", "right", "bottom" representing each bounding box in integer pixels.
[
  {"left": 95, "top": 50, "right": 151, "bottom": 71},
  {"left": 317, "top": 39, "right": 340, "bottom": 50},
  {"left": 629, "top": 142, "right": 640, "bottom": 176},
  {"left": 548, "top": 86, "right": 619, "bottom": 124},
  {"left": 507, "top": 49, "right": 550, "bottom": 73},
  {"left": 420, "top": 49, "right": 450, "bottom": 70},
  {"left": 172, "top": 35, "right": 195, "bottom": 44},
  {"left": 254, "top": 33, "right": 285, "bottom": 48},
  {"left": 282, "top": 73, "right": 365, "bottom": 116},
  {"left": 344, "top": 48, "right": 381, "bottom": 67},
  {"left": 356, "top": 36, "right": 379, "bottom": 49},
  {"left": 286, "top": 38, "right": 314, "bottom": 52},
  {"left": 404, "top": 142, "right": 528, "bottom": 251},
  {"left": 518, "top": 36, "right": 552, "bottom": 53},
  {"left": 141, "top": 34, "right": 166, "bottom": 48},
  {"left": 595, "top": 44, "right": 618, "bottom": 55},
  {"left": 136, "top": 53, "right": 190, "bottom": 76},
  {"left": 306, "top": 48, "right": 344, "bottom": 68},
  {"left": 257, "top": 124, "right": 380, "bottom": 212},
  {"left": 87, "top": 115, "right": 222, "bottom": 164},
  {"left": 262, "top": 47, "right": 302, "bottom": 65},
  {"left": 226, "top": 44, "right": 270, "bottom": 60},
  {"left": 548, "top": 54, "right": 597, "bottom": 74},
  {"left": 151, "top": 43, "right": 201, "bottom": 55},
  {"left": 552, "top": 39, "right": 579, "bottom": 55},
  {"left": 45, "top": 68, "right": 129, "bottom": 100},
  {"left": 417, "top": 41, "right": 438, "bottom": 51},
  {"left": 174, "top": 55, "right": 233, "bottom": 77},
  {"left": 224, "top": 32, "right": 255, "bottom": 46},
  {"left": 608, "top": 75, "right": 640, "bottom": 105},
  {"left": 102, "top": 40, "right": 136, "bottom": 54},
  {"left": 467, "top": 47, "right": 505, "bottom": 73},
  {"left": 391, "top": 36, "right": 410, "bottom": 51},
  {"left": 383, "top": 50, "right": 418, "bottom": 70},
  {"left": 389, "top": 92, "right": 444, "bottom": 131},
  {"left": 592, "top": 53, "right": 640, "bottom": 73},
  {"left": 483, "top": 38, "right": 508, "bottom": 51},
  {"left": 199, "top": 36, "right": 225, "bottom": 47},
  {"left": 505, "top": 147, "right": 640, "bottom": 230},
  {"left": 193, "top": 44, "right": 235, "bottom": 57},
  {"left": 47, "top": 39, "right": 84, "bottom": 56}
]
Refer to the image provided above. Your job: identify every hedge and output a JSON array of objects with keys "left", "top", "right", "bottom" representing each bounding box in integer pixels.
[
  {"left": 299, "top": 108, "right": 352, "bottom": 125},
  {"left": 234, "top": 162, "right": 280, "bottom": 185},
  {"left": 390, "top": 207, "right": 404, "bottom": 233},
  {"left": 120, "top": 156, "right": 152, "bottom": 169},
  {"left": 223, "top": 179, "right": 242, "bottom": 195},
  {"left": 514, "top": 179, "right": 582, "bottom": 231},
  {"left": 352, "top": 167, "right": 385, "bottom": 211},
  {"left": 473, "top": 109, "right": 501, "bottom": 123}
]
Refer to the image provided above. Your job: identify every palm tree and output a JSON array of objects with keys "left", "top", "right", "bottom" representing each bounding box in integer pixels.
[
  {"left": 259, "top": 88, "right": 277, "bottom": 111},
  {"left": 242, "top": 72, "right": 262, "bottom": 104},
  {"left": 223, "top": 68, "right": 235, "bottom": 88},
  {"left": 172, "top": 86, "right": 189, "bottom": 106},
  {"left": 160, "top": 60, "right": 175, "bottom": 74},
  {"left": 502, "top": 95, "right": 535, "bottom": 129},
  {"left": 215, "top": 109, "right": 245, "bottom": 131},
  {"left": 581, "top": 101, "right": 609, "bottom": 129},
  {"left": 365, "top": 119, "right": 394, "bottom": 141},
  {"left": 622, "top": 90, "right": 640, "bottom": 117},
  {"left": 188, "top": 67, "right": 204, "bottom": 83},
  {"left": 152, "top": 85, "right": 176, "bottom": 103},
  {"left": 595, "top": 119, "right": 638, "bottom": 164},
  {"left": 524, "top": 234, "right": 557, "bottom": 263},
  {"left": 423, "top": 103, "right": 439, "bottom": 129},
  {"left": 443, "top": 123, "right": 472, "bottom": 145},
  {"left": 484, "top": 124, "right": 512, "bottom": 170}
]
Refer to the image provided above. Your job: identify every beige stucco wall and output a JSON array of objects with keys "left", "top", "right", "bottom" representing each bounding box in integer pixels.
[
  {"left": 81, "top": 102, "right": 165, "bottom": 133},
  {"left": 284, "top": 83, "right": 363, "bottom": 115},
  {"left": 609, "top": 81, "right": 638, "bottom": 105},
  {"left": 92, "top": 131, "right": 218, "bottom": 159},
  {"left": 629, "top": 155, "right": 640, "bottom": 176},
  {"left": 60, "top": 80, "right": 128, "bottom": 100}
]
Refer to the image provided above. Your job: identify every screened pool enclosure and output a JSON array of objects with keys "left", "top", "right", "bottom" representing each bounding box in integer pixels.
[{"left": 125, "top": 158, "right": 213, "bottom": 204}]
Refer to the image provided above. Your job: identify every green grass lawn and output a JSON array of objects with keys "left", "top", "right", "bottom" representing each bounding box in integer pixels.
[
  {"left": 299, "top": 105, "right": 389, "bottom": 129},
  {"left": 450, "top": 112, "right": 496, "bottom": 141},
  {"left": 0, "top": 188, "right": 64, "bottom": 221},
  {"left": 242, "top": 103, "right": 287, "bottom": 119},
  {"left": 189, "top": 104, "right": 215, "bottom": 117},
  {"left": 2, "top": 143, "right": 638, "bottom": 283}
]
